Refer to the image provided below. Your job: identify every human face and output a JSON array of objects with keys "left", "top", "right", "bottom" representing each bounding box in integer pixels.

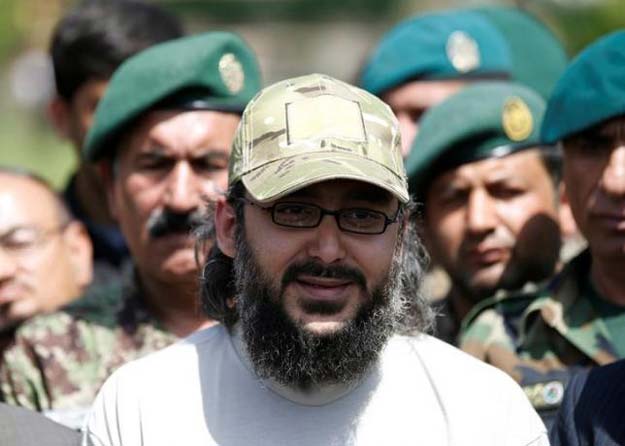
[
  {"left": 424, "top": 150, "right": 560, "bottom": 299},
  {"left": 50, "top": 79, "right": 108, "bottom": 151},
  {"left": 0, "top": 175, "right": 92, "bottom": 330},
  {"left": 382, "top": 79, "right": 466, "bottom": 157},
  {"left": 221, "top": 180, "right": 401, "bottom": 336},
  {"left": 108, "top": 110, "right": 239, "bottom": 285},
  {"left": 563, "top": 117, "right": 625, "bottom": 260},
  {"left": 232, "top": 217, "right": 401, "bottom": 388}
]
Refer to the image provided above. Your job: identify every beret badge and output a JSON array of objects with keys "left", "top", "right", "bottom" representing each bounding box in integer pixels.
[
  {"left": 219, "top": 53, "right": 245, "bottom": 94},
  {"left": 502, "top": 96, "right": 533, "bottom": 141},
  {"left": 446, "top": 31, "right": 481, "bottom": 73}
]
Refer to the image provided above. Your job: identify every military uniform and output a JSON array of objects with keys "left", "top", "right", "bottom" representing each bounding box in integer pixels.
[
  {"left": 0, "top": 271, "right": 177, "bottom": 426},
  {"left": 434, "top": 281, "right": 543, "bottom": 346},
  {"left": 461, "top": 30, "right": 625, "bottom": 426},
  {"left": 460, "top": 249, "right": 623, "bottom": 422},
  {"left": 404, "top": 81, "right": 560, "bottom": 348},
  {"left": 0, "top": 32, "right": 262, "bottom": 430}
]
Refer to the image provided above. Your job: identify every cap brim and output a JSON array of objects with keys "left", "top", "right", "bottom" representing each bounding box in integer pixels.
[{"left": 241, "top": 151, "right": 409, "bottom": 204}]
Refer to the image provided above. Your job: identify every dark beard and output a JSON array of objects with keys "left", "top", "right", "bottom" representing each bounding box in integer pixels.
[{"left": 233, "top": 234, "right": 402, "bottom": 390}]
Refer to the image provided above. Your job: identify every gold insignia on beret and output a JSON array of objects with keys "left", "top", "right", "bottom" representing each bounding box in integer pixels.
[
  {"left": 502, "top": 97, "right": 533, "bottom": 141},
  {"left": 446, "top": 31, "right": 481, "bottom": 73},
  {"left": 219, "top": 53, "right": 244, "bottom": 94}
]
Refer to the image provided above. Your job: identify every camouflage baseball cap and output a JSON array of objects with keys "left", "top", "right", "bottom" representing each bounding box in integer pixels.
[
  {"left": 229, "top": 73, "right": 408, "bottom": 203},
  {"left": 84, "top": 31, "right": 261, "bottom": 161}
]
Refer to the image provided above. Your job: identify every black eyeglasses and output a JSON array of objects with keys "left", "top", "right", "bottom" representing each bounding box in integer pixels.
[{"left": 242, "top": 199, "right": 401, "bottom": 235}]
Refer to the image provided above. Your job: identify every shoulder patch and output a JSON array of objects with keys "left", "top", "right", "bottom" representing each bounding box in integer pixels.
[
  {"left": 462, "top": 291, "right": 538, "bottom": 331},
  {"left": 523, "top": 380, "right": 565, "bottom": 410}
]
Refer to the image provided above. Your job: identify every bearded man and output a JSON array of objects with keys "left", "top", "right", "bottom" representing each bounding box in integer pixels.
[{"left": 83, "top": 74, "right": 546, "bottom": 446}]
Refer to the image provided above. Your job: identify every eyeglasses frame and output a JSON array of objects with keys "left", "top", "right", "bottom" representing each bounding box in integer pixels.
[{"left": 241, "top": 197, "right": 402, "bottom": 235}]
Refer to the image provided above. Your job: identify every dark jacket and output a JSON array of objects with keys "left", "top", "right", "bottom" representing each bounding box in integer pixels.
[{"left": 550, "top": 359, "right": 625, "bottom": 446}]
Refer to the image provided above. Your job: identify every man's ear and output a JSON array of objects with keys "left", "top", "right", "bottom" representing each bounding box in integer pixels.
[
  {"left": 215, "top": 197, "right": 237, "bottom": 258},
  {"left": 47, "top": 97, "right": 73, "bottom": 140},
  {"left": 61, "top": 221, "right": 94, "bottom": 290},
  {"left": 99, "top": 162, "right": 119, "bottom": 220}
]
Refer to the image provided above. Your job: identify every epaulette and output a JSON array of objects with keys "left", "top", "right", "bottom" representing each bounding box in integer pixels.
[
  {"left": 522, "top": 380, "right": 565, "bottom": 411},
  {"left": 62, "top": 282, "right": 124, "bottom": 317},
  {"left": 460, "top": 288, "right": 541, "bottom": 333}
]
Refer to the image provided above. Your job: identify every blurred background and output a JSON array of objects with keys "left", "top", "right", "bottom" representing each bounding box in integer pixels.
[{"left": 1, "top": 0, "right": 624, "bottom": 189}]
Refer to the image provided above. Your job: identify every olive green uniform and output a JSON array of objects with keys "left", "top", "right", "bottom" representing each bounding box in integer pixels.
[
  {"left": 0, "top": 271, "right": 177, "bottom": 425},
  {"left": 460, "top": 250, "right": 624, "bottom": 419}
]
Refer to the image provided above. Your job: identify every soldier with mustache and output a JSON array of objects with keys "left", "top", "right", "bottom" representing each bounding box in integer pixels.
[
  {"left": 83, "top": 74, "right": 547, "bottom": 446},
  {"left": 0, "top": 32, "right": 261, "bottom": 428},
  {"left": 406, "top": 82, "right": 565, "bottom": 346},
  {"left": 462, "top": 30, "right": 625, "bottom": 428}
]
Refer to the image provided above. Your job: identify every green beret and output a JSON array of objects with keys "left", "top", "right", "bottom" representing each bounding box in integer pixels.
[
  {"left": 84, "top": 31, "right": 262, "bottom": 161},
  {"left": 406, "top": 81, "right": 546, "bottom": 196},
  {"left": 359, "top": 10, "right": 512, "bottom": 95},
  {"left": 542, "top": 30, "right": 625, "bottom": 144},
  {"left": 474, "top": 6, "right": 568, "bottom": 99}
]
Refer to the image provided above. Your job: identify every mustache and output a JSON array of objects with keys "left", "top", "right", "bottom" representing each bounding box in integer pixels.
[
  {"left": 281, "top": 260, "right": 367, "bottom": 291},
  {"left": 147, "top": 209, "right": 204, "bottom": 239}
]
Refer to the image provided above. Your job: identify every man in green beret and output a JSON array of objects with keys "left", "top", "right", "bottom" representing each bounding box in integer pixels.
[
  {"left": 47, "top": 0, "right": 184, "bottom": 284},
  {"left": 83, "top": 73, "right": 547, "bottom": 446},
  {"left": 360, "top": 9, "right": 512, "bottom": 157},
  {"left": 360, "top": 7, "right": 567, "bottom": 158},
  {"left": 0, "top": 32, "right": 261, "bottom": 428},
  {"left": 406, "top": 81, "right": 564, "bottom": 347},
  {"left": 459, "top": 30, "right": 625, "bottom": 425}
]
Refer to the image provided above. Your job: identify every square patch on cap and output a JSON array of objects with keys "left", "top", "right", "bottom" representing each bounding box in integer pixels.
[{"left": 286, "top": 95, "right": 366, "bottom": 145}]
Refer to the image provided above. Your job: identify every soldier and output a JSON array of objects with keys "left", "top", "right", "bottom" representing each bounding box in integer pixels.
[
  {"left": 47, "top": 0, "right": 184, "bottom": 283},
  {"left": 360, "top": 8, "right": 570, "bottom": 305},
  {"left": 0, "top": 168, "right": 92, "bottom": 352},
  {"left": 459, "top": 30, "right": 625, "bottom": 425},
  {"left": 83, "top": 74, "right": 547, "bottom": 446},
  {"left": 360, "top": 7, "right": 567, "bottom": 157},
  {"left": 0, "top": 33, "right": 261, "bottom": 428},
  {"left": 405, "top": 82, "right": 564, "bottom": 345},
  {"left": 549, "top": 359, "right": 625, "bottom": 445},
  {"left": 360, "top": 9, "right": 512, "bottom": 157}
]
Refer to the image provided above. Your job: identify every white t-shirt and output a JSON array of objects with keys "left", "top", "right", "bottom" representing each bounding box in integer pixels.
[{"left": 83, "top": 325, "right": 548, "bottom": 446}]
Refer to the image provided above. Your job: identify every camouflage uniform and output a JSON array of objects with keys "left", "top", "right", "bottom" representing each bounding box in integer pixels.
[
  {"left": 460, "top": 249, "right": 620, "bottom": 421},
  {"left": 0, "top": 331, "right": 13, "bottom": 358},
  {"left": 433, "top": 280, "right": 543, "bottom": 346},
  {"left": 0, "top": 269, "right": 177, "bottom": 424}
]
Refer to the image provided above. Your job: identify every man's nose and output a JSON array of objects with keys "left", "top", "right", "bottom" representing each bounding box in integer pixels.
[
  {"left": 163, "top": 162, "right": 200, "bottom": 213},
  {"left": 600, "top": 145, "right": 625, "bottom": 197},
  {"left": 306, "top": 215, "right": 347, "bottom": 264},
  {"left": 466, "top": 189, "right": 498, "bottom": 235}
]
